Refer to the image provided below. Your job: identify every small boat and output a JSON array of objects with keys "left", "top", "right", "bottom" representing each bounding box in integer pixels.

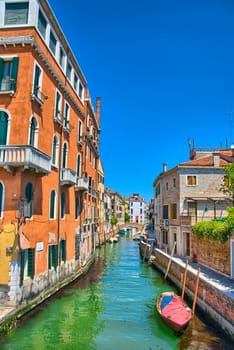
[
  {"left": 109, "top": 235, "right": 119, "bottom": 243},
  {"left": 156, "top": 291, "right": 192, "bottom": 332}
]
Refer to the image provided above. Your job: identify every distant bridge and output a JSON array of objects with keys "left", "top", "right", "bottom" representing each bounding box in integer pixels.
[{"left": 118, "top": 223, "right": 145, "bottom": 231}]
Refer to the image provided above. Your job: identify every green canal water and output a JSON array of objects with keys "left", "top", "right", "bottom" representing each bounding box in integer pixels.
[{"left": 0, "top": 237, "right": 232, "bottom": 349}]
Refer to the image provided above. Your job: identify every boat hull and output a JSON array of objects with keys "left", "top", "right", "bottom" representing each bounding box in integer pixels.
[{"left": 156, "top": 291, "right": 191, "bottom": 332}]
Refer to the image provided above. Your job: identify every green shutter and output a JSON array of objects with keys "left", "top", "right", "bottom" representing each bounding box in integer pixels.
[
  {"left": 60, "top": 240, "right": 66, "bottom": 262},
  {"left": 50, "top": 190, "right": 55, "bottom": 219},
  {"left": 48, "top": 245, "right": 52, "bottom": 269},
  {"left": 0, "top": 111, "right": 8, "bottom": 145},
  {"left": 52, "top": 245, "right": 58, "bottom": 268},
  {"left": 20, "top": 250, "right": 25, "bottom": 286},
  {"left": 11, "top": 57, "right": 19, "bottom": 90},
  {"left": 27, "top": 248, "right": 35, "bottom": 278}
]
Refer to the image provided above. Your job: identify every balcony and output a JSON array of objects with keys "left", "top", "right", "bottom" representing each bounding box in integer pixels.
[
  {"left": 75, "top": 177, "right": 89, "bottom": 191},
  {"left": 0, "top": 145, "right": 51, "bottom": 174},
  {"left": 31, "top": 85, "right": 48, "bottom": 106},
  {"left": 60, "top": 168, "right": 77, "bottom": 186}
]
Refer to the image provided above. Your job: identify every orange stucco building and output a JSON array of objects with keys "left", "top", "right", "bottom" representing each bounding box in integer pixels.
[{"left": 0, "top": 0, "right": 101, "bottom": 304}]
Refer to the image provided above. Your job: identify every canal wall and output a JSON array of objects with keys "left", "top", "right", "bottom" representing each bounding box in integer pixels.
[
  {"left": 139, "top": 241, "right": 234, "bottom": 341},
  {"left": 0, "top": 255, "right": 95, "bottom": 332}
]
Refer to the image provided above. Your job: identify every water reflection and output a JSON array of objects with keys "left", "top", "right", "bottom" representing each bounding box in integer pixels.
[{"left": 0, "top": 238, "right": 233, "bottom": 349}]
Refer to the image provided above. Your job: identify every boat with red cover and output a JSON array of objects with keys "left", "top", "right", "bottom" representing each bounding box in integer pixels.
[{"left": 156, "top": 291, "right": 192, "bottom": 332}]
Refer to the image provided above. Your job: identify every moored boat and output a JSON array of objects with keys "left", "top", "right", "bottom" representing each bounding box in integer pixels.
[{"left": 156, "top": 291, "right": 192, "bottom": 332}]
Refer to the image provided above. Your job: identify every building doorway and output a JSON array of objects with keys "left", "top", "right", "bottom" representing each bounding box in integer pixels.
[{"left": 183, "top": 232, "right": 190, "bottom": 257}]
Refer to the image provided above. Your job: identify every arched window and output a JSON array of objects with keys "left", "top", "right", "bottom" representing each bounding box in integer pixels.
[
  {"left": 61, "top": 192, "right": 66, "bottom": 219},
  {"left": 25, "top": 182, "right": 33, "bottom": 218},
  {"left": 0, "top": 182, "right": 4, "bottom": 218},
  {"left": 49, "top": 190, "right": 56, "bottom": 219},
  {"left": 52, "top": 135, "right": 59, "bottom": 166},
  {"left": 75, "top": 193, "right": 82, "bottom": 219},
  {"left": 0, "top": 111, "right": 8, "bottom": 145},
  {"left": 29, "top": 116, "right": 38, "bottom": 147},
  {"left": 62, "top": 142, "right": 67, "bottom": 169}
]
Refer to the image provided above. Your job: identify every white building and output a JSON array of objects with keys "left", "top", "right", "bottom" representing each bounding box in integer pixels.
[{"left": 126, "top": 194, "right": 146, "bottom": 224}]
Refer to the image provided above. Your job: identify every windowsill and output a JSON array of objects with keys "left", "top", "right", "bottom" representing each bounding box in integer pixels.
[{"left": 0, "top": 90, "right": 15, "bottom": 96}]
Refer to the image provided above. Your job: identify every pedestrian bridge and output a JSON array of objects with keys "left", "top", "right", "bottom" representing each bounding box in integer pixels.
[{"left": 118, "top": 223, "right": 145, "bottom": 232}]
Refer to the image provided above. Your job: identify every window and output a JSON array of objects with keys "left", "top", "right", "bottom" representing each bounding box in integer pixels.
[
  {"left": 25, "top": 183, "right": 33, "bottom": 218},
  {"left": 75, "top": 193, "right": 82, "bottom": 219},
  {"left": 188, "top": 202, "right": 196, "bottom": 216},
  {"left": 49, "top": 30, "right": 57, "bottom": 55},
  {"left": 166, "top": 182, "right": 168, "bottom": 190},
  {"left": 19, "top": 248, "right": 35, "bottom": 285},
  {"left": 64, "top": 102, "right": 70, "bottom": 129},
  {"left": 0, "top": 182, "right": 4, "bottom": 218},
  {"left": 61, "top": 142, "right": 68, "bottom": 169},
  {"left": 32, "top": 63, "right": 43, "bottom": 102},
  {"left": 37, "top": 9, "right": 47, "bottom": 39},
  {"left": 170, "top": 203, "right": 177, "bottom": 219},
  {"left": 0, "top": 111, "right": 8, "bottom": 145},
  {"left": 66, "top": 62, "right": 72, "bottom": 80},
  {"left": 74, "top": 74, "right": 78, "bottom": 91},
  {"left": 173, "top": 178, "right": 176, "bottom": 187},
  {"left": 60, "top": 240, "right": 66, "bottom": 262},
  {"left": 59, "top": 47, "right": 65, "bottom": 69},
  {"left": 5, "top": 2, "right": 29, "bottom": 25},
  {"left": 187, "top": 176, "right": 197, "bottom": 186},
  {"left": 163, "top": 205, "right": 168, "bottom": 219},
  {"left": 76, "top": 154, "right": 81, "bottom": 177},
  {"left": 78, "top": 120, "right": 82, "bottom": 143},
  {"left": 29, "top": 116, "right": 38, "bottom": 147},
  {"left": 49, "top": 190, "right": 56, "bottom": 219},
  {"left": 52, "top": 135, "right": 59, "bottom": 166},
  {"left": 54, "top": 90, "right": 62, "bottom": 122},
  {"left": 0, "top": 57, "right": 19, "bottom": 92},
  {"left": 61, "top": 192, "right": 66, "bottom": 219},
  {"left": 78, "top": 82, "right": 83, "bottom": 100},
  {"left": 48, "top": 244, "right": 58, "bottom": 269}
]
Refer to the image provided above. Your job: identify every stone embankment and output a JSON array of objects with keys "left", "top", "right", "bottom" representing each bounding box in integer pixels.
[
  {"left": 0, "top": 256, "right": 95, "bottom": 333},
  {"left": 140, "top": 241, "right": 234, "bottom": 341}
]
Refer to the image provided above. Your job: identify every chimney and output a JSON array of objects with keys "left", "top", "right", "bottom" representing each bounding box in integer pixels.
[
  {"left": 163, "top": 163, "right": 167, "bottom": 173},
  {"left": 213, "top": 152, "right": 220, "bottom": 167},
  {"left": 96, "top": 97, "right": 101, "bottom": 126}
]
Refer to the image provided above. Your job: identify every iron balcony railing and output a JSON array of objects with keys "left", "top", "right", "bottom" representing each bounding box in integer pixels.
[
  {"left": 0, "top": 145, "right": 51, "bottom": 174},
  {"left": 0, "top": 79, "right": 16, "bottom": 93}
]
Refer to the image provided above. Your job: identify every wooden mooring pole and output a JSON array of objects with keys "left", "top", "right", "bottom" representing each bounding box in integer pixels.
[
  {"left": 181, "top": 259, "right": 189, "bottom": 301},
  {"left": 192, "top": 268, "right": 200, "bottom": 317},
  {"left": 164, "top": 241, "right": 176, "bottom": 280}
]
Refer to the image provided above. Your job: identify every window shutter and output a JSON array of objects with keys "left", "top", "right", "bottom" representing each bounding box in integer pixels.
[
  {"left": 52, "top": 245, "right": 58, "bottom": 268},
  {"left": 20, "top": 250, "right": 25, "bottom": 286},
  {"left": 27, "top": 248, "right": 35, "bottom": 278},
  {"left": 11, "top": 57, "right": 19, "bottom": 90},
  {"left": 48, "top": 245, "right": 52, "bottom": 269},
  {"left": 0, "top": 111, "right": 8, "bottom": 145},
  {"left": 60, "top": 240, "right": 66, "bottom": 262}
]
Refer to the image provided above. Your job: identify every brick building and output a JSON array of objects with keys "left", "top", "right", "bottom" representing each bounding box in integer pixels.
[{"left": 0, "top": 0, "right": 101, "bottom": 304}]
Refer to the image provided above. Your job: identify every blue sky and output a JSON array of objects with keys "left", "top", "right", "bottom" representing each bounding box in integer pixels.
[{"left": 49, "top": 0, "right": 234, "bottom": 202}]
